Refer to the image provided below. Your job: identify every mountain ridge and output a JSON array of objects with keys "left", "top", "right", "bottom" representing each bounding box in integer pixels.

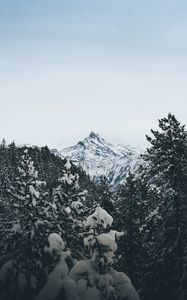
[{"left": 59, "top": 132, "right": 142, "bottom": 186}]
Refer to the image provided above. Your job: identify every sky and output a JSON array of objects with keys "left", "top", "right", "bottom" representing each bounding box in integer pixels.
[{"left": 0, "top": 0, "right": 187, "bottom": 149}]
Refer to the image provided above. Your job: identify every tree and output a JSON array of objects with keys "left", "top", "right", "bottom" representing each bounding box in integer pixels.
[
  {"left": 52, "top": 159, "right": 89, "bottom": 260},
  {"left": 0, "top": 139, "right": 11, "bottom": 197},
  {"left": 31, "top": 206, "right": 140, "bottom": 300},
  {"left": 115, "top": 171, "right": 151, "bottom": 294},
  {"left": 0, "top": 149, "right": 59, "bottom": 300},
  {"left": 0, "top": 144, "right": 102, "bottom": 300},
  {"left": 97, "top": 176, "right": 114, "bottom": 212},
  {"left": 69, "top": 204, "right": 140, "bottom": 300},
  {"left": 143, "top": 113, "right": 187, "bottom": 300}
]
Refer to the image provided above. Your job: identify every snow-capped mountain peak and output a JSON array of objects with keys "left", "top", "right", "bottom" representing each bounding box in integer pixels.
[
  {"left": 60, "top": 132, "right": 141, "bottom": 186},
  {"left": 88, "top": 131, "right": 101, "bottom": 140}
]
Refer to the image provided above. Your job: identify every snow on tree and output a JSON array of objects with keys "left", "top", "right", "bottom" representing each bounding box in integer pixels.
[
  {"left": 0, "top": 139, "right": 12, "bottom": 198},
  {"left": 10, "top": 149, "right": 50, "bottom": 230},
  {"left": 0, "top": 149, "right": 60, "bottom": 300},
  {"left": 69, "top": 205, "right": 140, "bottom": 300},
  {"left": 47, "top": 233, "right": 65, "bottom": 254},
  {"left": 142, "top": 113, "right": 187, "bottom": 300},
  {"left": 52, "top": 159, "right": 89, "bottom": 259},
  {"left": 85, "top": 205, "right": 113, "bottom": 229},
  {"left": 34, "top": 233, "right": 80, "bottom": 300},
  {"left": 0, "top": 145, "right": 101, "bottom": 300}
]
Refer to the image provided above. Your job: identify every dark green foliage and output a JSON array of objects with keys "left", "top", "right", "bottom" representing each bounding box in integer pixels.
[
  {"left": 142, "top": 113, "right": 187, "bottom": 300},
  {"left": 97, "top": 176, "right": 114, "bottom": 211},
  {"left": 51, "top": 160, "right": 90, "bottom": 260},
  {"left": 113, "top": 114, "right": 187, "bottom": 300},
  {"left": 1, "top": 113, "right": 187, "bottom": 300},
  {"left": 115, "top": 172, "right": 148, "bottom": 291},
  {"left": 0, "top": 143, "right": 98, "bottom": 300}
]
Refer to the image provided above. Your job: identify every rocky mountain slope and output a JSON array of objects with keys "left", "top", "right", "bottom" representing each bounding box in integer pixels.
[{"left": 59, "top": 132, "right": 142, "bottom": 186}]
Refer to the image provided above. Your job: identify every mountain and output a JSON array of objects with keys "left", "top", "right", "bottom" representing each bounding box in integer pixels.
[{"left": 59, "top": 132, "right": 142, "bottom": 186}]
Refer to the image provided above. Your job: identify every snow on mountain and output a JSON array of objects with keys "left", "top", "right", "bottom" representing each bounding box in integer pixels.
[{"left": 59, "top": 132, "right": 142, "bottom": 186}]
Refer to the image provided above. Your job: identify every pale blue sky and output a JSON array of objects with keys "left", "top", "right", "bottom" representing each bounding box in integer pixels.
[{"left": 0, "top": 0, "right": 187, "bottom": 149}]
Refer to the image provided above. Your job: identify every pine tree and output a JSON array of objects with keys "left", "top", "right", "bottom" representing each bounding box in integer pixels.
[
  {"left": 97, "top": 176, "right": 114, "bottom": 212},
  {"left": 0, "top": 144, "right": 103, "bottom": 300},
  {"left": 52, "top": 159, "right": 89, "bottom": 260},
  {"left": 137, "top": 179, "right": 163, "bottom": 300},
  {"left": 115, "top": 172, "right": 147, "bottom": 291},
  {"left": 0, "top": 139, "right": 11, "bottom": 198},
  {"left": 143, "top": 113, "right": 187, "bottom": 300},
  {"left": 0, "top": 149, "right": 59, "bottom": 300},
  {"left": 32, "top": 206, "right": 140, "bottom": 300},
  {"left": 69, "top": 205, "right": 140, "bottom": 300}
]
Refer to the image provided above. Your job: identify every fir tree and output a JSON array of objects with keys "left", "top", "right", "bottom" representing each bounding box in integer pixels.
[
  {"left": 52, "top": 159, "right": 89, "bottom": 260},
  {"left": 97, "top": 176, "right": 114, "bottom": 212},
  {"left": 143, "top": 113, "right": 187, "bottom": 300},
  {"left": 0, "top": 149, "right": 59, "bottom": 299},
  {"left": 69, "top": 205, "right": 140, "bottom": 300},
  {"left": 0, "top": 139, "right": 11, "bottom": 197},
  {"left": 115, "top": 172, "right": 146, "bottom": 290}
]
